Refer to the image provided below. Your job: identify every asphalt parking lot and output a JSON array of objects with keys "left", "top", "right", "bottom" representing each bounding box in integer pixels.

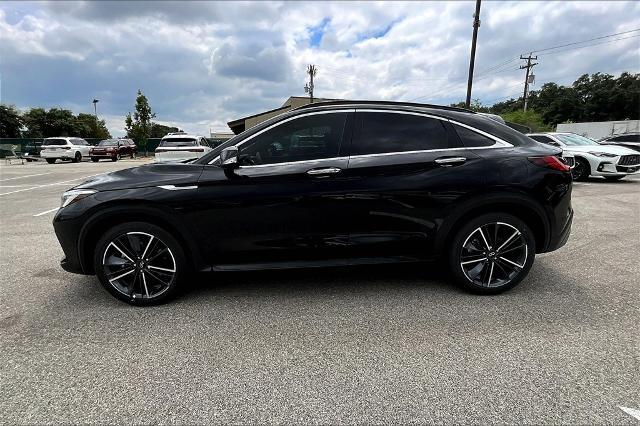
[{"left": 0, "top": 159, "right": 638, "bottom": 424}]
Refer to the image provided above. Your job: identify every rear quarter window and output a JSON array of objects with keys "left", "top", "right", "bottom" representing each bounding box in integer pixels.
[{"left": 453, "top": 125, "right": 496, "bottom": 147}]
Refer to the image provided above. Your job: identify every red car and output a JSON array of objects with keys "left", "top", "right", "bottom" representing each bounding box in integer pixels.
[{"left": 90, "top": 139, "right": 137, "bottom": 162}]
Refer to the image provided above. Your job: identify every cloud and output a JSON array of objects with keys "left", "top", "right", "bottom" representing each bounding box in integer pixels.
[{"left": 1, "top": 1, "right": 639, "bottom": 137}]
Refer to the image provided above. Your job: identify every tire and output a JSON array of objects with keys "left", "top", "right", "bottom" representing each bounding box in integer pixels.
[
  {"left": 91, "top": 158, "right": 99, "bottom": 162},
  {"left": 46, "top": 158, "right": 56, "bottom": 164},
  {"left": 448, "top": 213, "right": 536, "bottom": 294},
  {"left": 572, "top": 158, "right": 590, "bottom": 181},
  {"left": 604, "top": 176, "right": 624, "bottom": 181},
  {"left": 72, "top": 152, "right": 82, "bottom": 163},
  {"left": 111, "top": 155, "right": 118, "bottom": 162},
  {"left": 94, "top": 222, "right": 187, "bottom": 306}
]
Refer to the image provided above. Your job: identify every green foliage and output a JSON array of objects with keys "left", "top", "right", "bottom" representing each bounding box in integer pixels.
[
  {"left": 150, "top": 123, "right": 181, "bottom": 138},
  {"left": 501, "top": 110, "right": 551, "bottom": 132},
  {"left": 125, "top": 90, "right": 156, "bottom": 155},
  {"left": 488, "top": 72, "right": 639, "bottom": 127},
  {"left": 19, "top": 107, "right": 111, "bottom": 138},
  {"left": 0, "top": 105, "right": 23, "bottom": 137},
  {"left": 449, "top": 99, "right": 491, "bottom": 112}
]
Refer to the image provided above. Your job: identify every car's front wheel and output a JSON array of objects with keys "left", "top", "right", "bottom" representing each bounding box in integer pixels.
[
  {"left": 448, "top": 213, "right": 535, "bottom": 294},
  {"left": 572, "top": 158, "right": 590, "bottom": 181},
  {"left": 94, "top": 222, "right": 187, "bottom": 305},
  {"left": 73, "top": 152, "right": 82, "bottom": 163},
  {"left": 46, "top": 158, "right": 56, "bottom": 164}
]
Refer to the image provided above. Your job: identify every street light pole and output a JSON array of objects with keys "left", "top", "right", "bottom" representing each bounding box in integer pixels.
[
  {"left": 465, "top": 0, "right": 482, "bottom": 109},
  {"left": 92, "top": 99, "right": 99, "bottom": 117}
]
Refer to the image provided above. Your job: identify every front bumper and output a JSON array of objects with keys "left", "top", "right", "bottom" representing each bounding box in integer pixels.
[
  {"left": 53, "top": 212, "right": 89, "bottom": 275},
  {"left": 90, "top": 153, "right": 116, "bottom": 158}
]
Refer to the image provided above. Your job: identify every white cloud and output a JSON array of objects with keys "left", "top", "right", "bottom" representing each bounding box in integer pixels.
[{"left": 1, "top": 1, "right": 638, "bottom": 137}]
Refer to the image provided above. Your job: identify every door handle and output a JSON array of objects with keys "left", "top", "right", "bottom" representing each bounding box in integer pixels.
[
  {"left": 306, "top": 167, "right": 342, "bottom": 176},
  {"left": 435, "top": 157, "right": 467, "bottom": 166}
]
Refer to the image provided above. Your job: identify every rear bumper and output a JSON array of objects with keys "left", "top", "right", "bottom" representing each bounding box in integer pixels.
[
  {"left": 41, "top": 151, "right": 73, "bottom": 159},
  {"left": 546, "top": 207, "right": 573, "bottom": 252}
]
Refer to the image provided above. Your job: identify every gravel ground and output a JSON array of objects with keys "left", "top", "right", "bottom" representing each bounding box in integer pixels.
[{"left": 0, "top": 160, "right": 638, "bottom": 424}]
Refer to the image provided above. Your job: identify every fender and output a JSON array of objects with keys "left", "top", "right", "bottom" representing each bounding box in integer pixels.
[
  {"left": 433, "top": 190, "right": 551, "bottom": 254},
  {"left": 77, "top": 202, "right": 204, "bottom": 273}
]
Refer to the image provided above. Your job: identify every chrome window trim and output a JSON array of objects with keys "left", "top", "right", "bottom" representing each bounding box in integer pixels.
[
  {"left": 207, "top": 109, "right": 355, "bottom": 164},
  {"left": 238, "top": 156, "right": 349, "bottom": 169}
]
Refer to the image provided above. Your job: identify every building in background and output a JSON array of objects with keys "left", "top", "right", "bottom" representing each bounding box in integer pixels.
[
  {"left": 556, "top": 120, "right": 639, "bottom": 140},
  {"left": 227, "top": 96, "right": 340, "bottom": 134}
]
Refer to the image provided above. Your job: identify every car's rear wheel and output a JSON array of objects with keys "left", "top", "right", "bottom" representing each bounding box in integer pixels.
[
  {"left": 73, "top": 152, "right": 82, "bottom": 163},
  {"left": 94, "top": 222, "right": 186, "bottom": 305},
  {"left": 448, "top": 213, "right": 535, "bottom": 294},
  {"left": 572, "top": 158, "right": 590, "bottom": 181},
  {"left": 604, "top": 175, "right": 624, "bottom": 181},
  {"left": 46, "top": 158, "right": 56, "bottom": 164}
]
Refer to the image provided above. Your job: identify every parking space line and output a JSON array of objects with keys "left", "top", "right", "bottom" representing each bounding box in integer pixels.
[
  {"left": 0, "top": 172, "right": 53, "bottom": 182},
  {"left": 619, "top": 406, "right": 640, "bottom": 420},
  {"left": 33, "top": 207, "right": 59, "bottom": 217},
  {"left": 0, "top": 174, "right": 99, "bottom": 196}
]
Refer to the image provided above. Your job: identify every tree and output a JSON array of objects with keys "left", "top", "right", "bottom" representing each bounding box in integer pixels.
[
  {"left": 0, "top": 105, "right": 23, "bottom": 138},
  {"left": 150, "top": 123, "right": 180, "bottom": 138},
  {"left": 449, "top": 99, "right": 490, "bottom": 112},
  {"left": 75, "top": 113, "right": 111, "bottom": 139},
  {"left": 125, "top": 90, "right": 156, "bottom": 155},
  {"left": 501, "top": 110, "right": 551, "bottom": 132},
  {"left": 21, "top": 108, "right": 48, "bottom": 138}
]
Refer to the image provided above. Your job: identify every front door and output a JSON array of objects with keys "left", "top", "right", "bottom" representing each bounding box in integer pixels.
[{"left": 193, "top": 111, "right": 354, "bottom": 267}]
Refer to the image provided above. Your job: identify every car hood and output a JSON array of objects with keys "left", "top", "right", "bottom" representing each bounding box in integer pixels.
[
  {"left": 73, "top": 163, "right": 205, "bottom": 191},
  {"left": 563, "top": 145, "right": 638, "bottom": 155}
]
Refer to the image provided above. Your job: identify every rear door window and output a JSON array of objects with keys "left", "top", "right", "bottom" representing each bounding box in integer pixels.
[
  {"left": 43, "top": 139, "right": 68, "bottom": 146},
  {"left": 160, "top": 138, "right": 198, "bottom": 147},
  {"left": 351, "top": 112, "right": 451, "bottom": 156}
]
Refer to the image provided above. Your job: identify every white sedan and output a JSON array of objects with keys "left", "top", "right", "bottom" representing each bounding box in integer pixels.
[{"left": 527, "top": 132, "right": 640, "bottom": 181}]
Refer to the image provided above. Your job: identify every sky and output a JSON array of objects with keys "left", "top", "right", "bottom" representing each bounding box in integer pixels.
[{"left": 0, "top": 1, "right": 638, "bottom": 137}]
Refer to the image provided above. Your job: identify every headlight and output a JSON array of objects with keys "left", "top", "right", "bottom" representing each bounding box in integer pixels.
[
  {"left": 60, "top": 189, "right": 96, "bottom": 208},
  {"left": 588, "top": 151, "right": 617, "bottom": 158}
]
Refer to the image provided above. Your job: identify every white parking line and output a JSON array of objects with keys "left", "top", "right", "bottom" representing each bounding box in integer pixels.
[
  {"left": 33, "top": 207, "right": 59, "bottom": 217},
  {"left": 619, "top": 406, "right": 640, "bottom": 420},
  {"left": 0, "top": 172, "right": 53, "bottom": 182},
  {"left": 0, "top": 174, "right": 99, "bottom": 196}
]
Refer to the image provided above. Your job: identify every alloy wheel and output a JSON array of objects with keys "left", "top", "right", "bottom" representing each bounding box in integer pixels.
[
  {"left": 460, "top": 222, "right": 528, "bottom": 288},
  {"left": 102, "top": 231, "right": 176, "bottom": 299}
]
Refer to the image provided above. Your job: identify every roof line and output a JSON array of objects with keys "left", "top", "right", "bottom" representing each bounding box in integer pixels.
[{"left": 294, "top": 100, "right": 475, "bottom": 113}]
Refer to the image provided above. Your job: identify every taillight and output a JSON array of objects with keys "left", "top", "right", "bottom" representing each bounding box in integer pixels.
[
  {"left": 62, "top": 146, "right": 71, "bottom": 150},
  {"left": 528, "top": 155, "right": 571, "bottom": 172}
]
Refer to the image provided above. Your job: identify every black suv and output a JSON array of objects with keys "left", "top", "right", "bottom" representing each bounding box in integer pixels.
[{"left": 53, "top": 101, "right": 573, "bottom": 305}]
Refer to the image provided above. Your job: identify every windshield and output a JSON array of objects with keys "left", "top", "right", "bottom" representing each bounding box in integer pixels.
[
  {"left": 43, "top": 138, "right": 68, "bottom": 146},
  {"left": 160, "top": 138, "right": 197, "bottom": 147},
  {"left": 98, "top": 140, "right": 118, "bottom": 146},
  {"left": 556, "top": 134, "right": 598, "bottom": 146}
]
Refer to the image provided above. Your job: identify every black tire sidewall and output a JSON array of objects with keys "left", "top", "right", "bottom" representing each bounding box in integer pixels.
[
  {"left": 448, "top": 213, "right": 536, "bottom": 294},
  {"left": 93, "top": 222, "right": 187, "bottom": 305},
  {"left": 74, "top": 152, "right": 82, "bottom": 163},
  {"left": 46, "top": 159, "right": 56, "bottom": 164},
  {"left": 574, "top": 158, "right": 590, "bottom": 181}
]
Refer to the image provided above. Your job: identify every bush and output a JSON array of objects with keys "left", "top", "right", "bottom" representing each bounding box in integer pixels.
[{"left": 501, "top": 110, "right": 551, "bottom": 132}]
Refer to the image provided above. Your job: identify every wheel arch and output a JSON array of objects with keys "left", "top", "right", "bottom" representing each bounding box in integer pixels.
[
  {"left": 435, "top": 193, "right": 551, "bottom": 255},
  {"left": 77, "top": 204, "right": 201, "bottom": 274}
]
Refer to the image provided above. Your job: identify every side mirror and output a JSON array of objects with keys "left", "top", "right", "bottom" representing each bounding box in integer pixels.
[{"left": 219, "top": 146, "right": 239, "bottom": 168}]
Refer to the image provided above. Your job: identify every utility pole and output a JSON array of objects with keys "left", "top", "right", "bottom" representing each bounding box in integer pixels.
[
  {"left": 304, "top": 64, "right": 317, "bottom": 103},
  {"left": 92, "top": 98, "right": 99, "bottom": 117},
  {"left": 519, "top": 54, "right": 538, "bottom": 111},
  {"left": 465, "top": 0, "right": 482, "bottom": 109}
]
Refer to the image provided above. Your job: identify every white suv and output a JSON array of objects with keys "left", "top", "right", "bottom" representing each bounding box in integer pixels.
[
  {"left": 154, "top": 133, "right": 213, "bottom": 163},
  {"left": 40, "top": 137, "right": 92, "bottom": 164},
  {"left": 527, "top": 132, "right": 640, "bottom": 181}
]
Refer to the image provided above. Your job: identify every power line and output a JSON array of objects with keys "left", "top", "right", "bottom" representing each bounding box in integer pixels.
[
  {"left": 530, "top": 27, "right": 640, "bottom": 54},
  {"left": 537, "top": 34, "right": 640, "bottom": 57}
]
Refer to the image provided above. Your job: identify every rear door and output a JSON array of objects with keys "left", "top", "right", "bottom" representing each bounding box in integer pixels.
[{"left": 341, "top": 110, "right": 485, "bottom": 260}]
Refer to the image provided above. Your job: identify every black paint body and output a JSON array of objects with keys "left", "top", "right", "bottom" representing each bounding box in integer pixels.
[{"left": 53, "top": 102, "right": 573, "bottom": 275}]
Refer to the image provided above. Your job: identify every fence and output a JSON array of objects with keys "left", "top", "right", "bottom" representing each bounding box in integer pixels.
[{"left": 0, "top": 138, "right": 228, "bottom": 158}]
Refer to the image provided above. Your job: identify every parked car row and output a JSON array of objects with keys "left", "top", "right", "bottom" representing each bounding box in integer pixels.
[
  {"left": 527, "top": 132, "right": 640, "bottom": 181},
  {"left": 37, "top": 132, "right": 214, "bottom": 164}
]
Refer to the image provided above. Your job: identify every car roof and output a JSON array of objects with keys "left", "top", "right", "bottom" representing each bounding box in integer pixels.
[{"left": 161, "top": 133, "right": 203, "bottom": 139}]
